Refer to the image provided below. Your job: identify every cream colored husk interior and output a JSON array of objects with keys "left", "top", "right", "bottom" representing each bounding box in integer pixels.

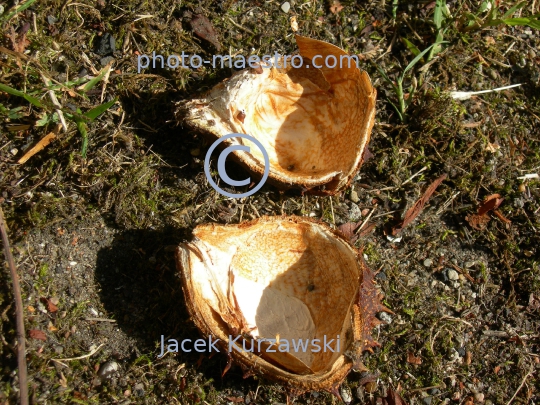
[{"left": 180, "top": 220, "right": 361, "bottom": 374}]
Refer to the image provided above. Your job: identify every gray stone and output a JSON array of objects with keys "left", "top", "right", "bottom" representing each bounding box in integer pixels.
[
  {"left": 349, "top": 203, "right": 362, "bottom": 221},
  {"left": 98, "top": 361, "right": 120, "bottom": 379},
  {"left": 97, "top": 32, "right": 116, "bottom": 56},
  {"left": 474, "top": 393, "right": 485, "bottom": 403},
  {"left": 134, "top": 382, "right": 145, "bottom": 397},
  {"left": 423, "top": 396, "right": 433, "bottom": 405},
  {"left": 100, "top": 56, "right": 115, "bottom": 66},
  {"left": 378, "top": 312, "right": 392, "bottom": 324},
  {"left": 281, "top": 1, "right": 290, "bottom": 12},
  {"left": 340, "top": 387, "right": 352, "bottom": 403},
  {"left": 423, "top": 258, "right": 433, "bottom": 267},
  {"left": 447, "top": 269, "right": 459, "bottom": 281},
  {"left": 350, "top": 190, "right": 360, "bottom": 203}
]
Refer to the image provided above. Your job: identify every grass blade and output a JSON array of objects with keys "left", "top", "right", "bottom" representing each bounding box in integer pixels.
[
  {"left": 84, "top": 98, "right": 117, "bottom": 121},
  {"left": 434, "top": 0, "right": 444, "bottom": 29},
  {"left": 402, "top": 42, "right": 442, "bottom": 76},
  {"left": 82, "top": 62, "right": 113, "bottom": 93},
  {"left": 401, "top": 37, "right": 421, "bottom": 57},
  {"left": 2, "top": 0, "right": 38, "bottom": 22},
  {"left": 0, "top": 83, "right": 44, "bottom": 108},
  {"left": 502, "top": 1, "right": 527, "bottom": 19}
]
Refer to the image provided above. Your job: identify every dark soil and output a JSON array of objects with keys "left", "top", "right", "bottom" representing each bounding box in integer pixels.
[{"left": 1, "top": 0, "right": 539, "bottom": 404}]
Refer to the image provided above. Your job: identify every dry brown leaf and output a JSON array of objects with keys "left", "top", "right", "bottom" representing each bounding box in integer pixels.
[
  {"left": 29, "top": 329, "right": 47, "bottom": 341},
  {"left": 391, "top": 174, "right": 447, "bottom": 235},
  {"left": 338, "top": 221, "right": 360, "bottom": 240},
  {"left": 187, "top": 12, "right": 221, "bottom": 51},
  {"left": 330, "top": 1, "right": 344, "bottom": 14},
  {"left": 478, "top": 194, "right": 503, "bottom": 216},
  {"left": 381, "top": 387, "right": 408, "bottom": 405},
  {"left": 485, "top": 141, "right": 500, "bottom": 152},
  {"left": 18, "top": 131, "right": 57, "bottom": 164},
  {"left": 9, "top": 24, "right": 31, "bottom": 53},
  {"left": 467, "top": 193, "right": 508, "bottom": 230},
  {"left": 493, "top": 209, "right": 511, "bottom": 224},
  {"left": 46, "top": 299, "right": 58, "bottom": 313},
  {"left": 466, "top": 213, "right": 491, "bottom": 230},
  {"left": 407, "top": 352, "right": 422, "bottom": 365},
  {"left": 358, "top": 222, "right": 376, "bottom": 237}
]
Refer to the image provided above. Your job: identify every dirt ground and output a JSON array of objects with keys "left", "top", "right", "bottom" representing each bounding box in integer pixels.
[{"left": 1, "top": 0, "right": 539, "bottom": 404}]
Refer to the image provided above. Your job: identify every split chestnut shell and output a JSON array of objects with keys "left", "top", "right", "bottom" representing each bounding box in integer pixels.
[
  {"left": 176, "top": 217, "right": 388, "bottom": 394},
  {"left": 177, "top": 35, "right": 376, "bottom": 195}
]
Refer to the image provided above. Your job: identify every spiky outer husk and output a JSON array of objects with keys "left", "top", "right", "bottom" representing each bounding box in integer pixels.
[{"left": 176, "top": 216, "right": 389, "bottom": 394}]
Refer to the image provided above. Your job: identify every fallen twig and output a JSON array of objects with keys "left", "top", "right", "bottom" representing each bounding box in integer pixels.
[
  {"left": 17, "top": 125, "right": 60, "bottom": 164},
  {"left": 391, "top": 174, "right": 447, "bottom": 235},
  {"left": 51, "top": 343, "right": 105, "bottom": 367},
  {"left": 0, "top": 206, "right": 29, "bottom": 405},
  {"left": 506, "top": 369, "right": 533, "bottom": 405},
  {"left": 85, "top": 317, "right": 117, "bottom": 323}
]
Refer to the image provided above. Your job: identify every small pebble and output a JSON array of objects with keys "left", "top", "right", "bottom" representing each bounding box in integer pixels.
[
  {"left": 78, "top": 67, "right": 88, "bottom": 78},
  {"left": 349, "top": 203, "right": 362, "bottom": 221},
  {"left": 350, "top": 190, "right": 359, "bottom": 203},
  {"left": 281, "top": 1, "right": 291, "bottom": 13},
  {"left": 0, "top": 5, "right": 4, "bottom": 16},
  {"left": 447, "top": 269, "right": 459, "bottom": 281},
  {"left": 100, "top": 56, "right": 115, "bottom": 66},
  {"left": 378, "top": 312, "right": 392, "bottom": 324},
  {"left": 475, "top": 393, "right": 485, "bottom": 403},
  {"left": 98, "top": 361, "right": 119, "bottom": 379},
  {"left": 97, "top": 32, "right": 116, "bottom": 55},
  {"left": 464, "top": 261, "right": 475, "bottom": 268},
  {"left": 47, "top": 15, "right": 58, "bottom": 25},
  {"left": 10, "top": 148, "right": 18, "bottom": 156},
  {"left": 134, "top": 382, "right": 145, "bottom": 397},
  {"left": 423, "top": 258, "right": 433, "bottom": 267},
  {"left": 423, "top": 396, "right": 433, "bottom": 405},
  {"left": 340, "top": 387, "right": 352, "bottom": 404}
]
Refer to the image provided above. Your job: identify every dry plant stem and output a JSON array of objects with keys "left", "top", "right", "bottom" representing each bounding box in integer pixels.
[
  {"left": 506, "top": 369, "right": 532, "bottom": 405},
  {"left": 0, "top": 206, "right": 29, "bottom": 405},
  {"left": 40, "top": 73, "right": 68, "bottom": 132}
]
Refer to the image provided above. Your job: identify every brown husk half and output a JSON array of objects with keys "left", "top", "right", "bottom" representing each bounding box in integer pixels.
[
  {"left": 175, "top": 216, "right": 389, "bottom": 395},
  {"left": 176, "top": 35, "right": 376, "bottom": 195}
]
